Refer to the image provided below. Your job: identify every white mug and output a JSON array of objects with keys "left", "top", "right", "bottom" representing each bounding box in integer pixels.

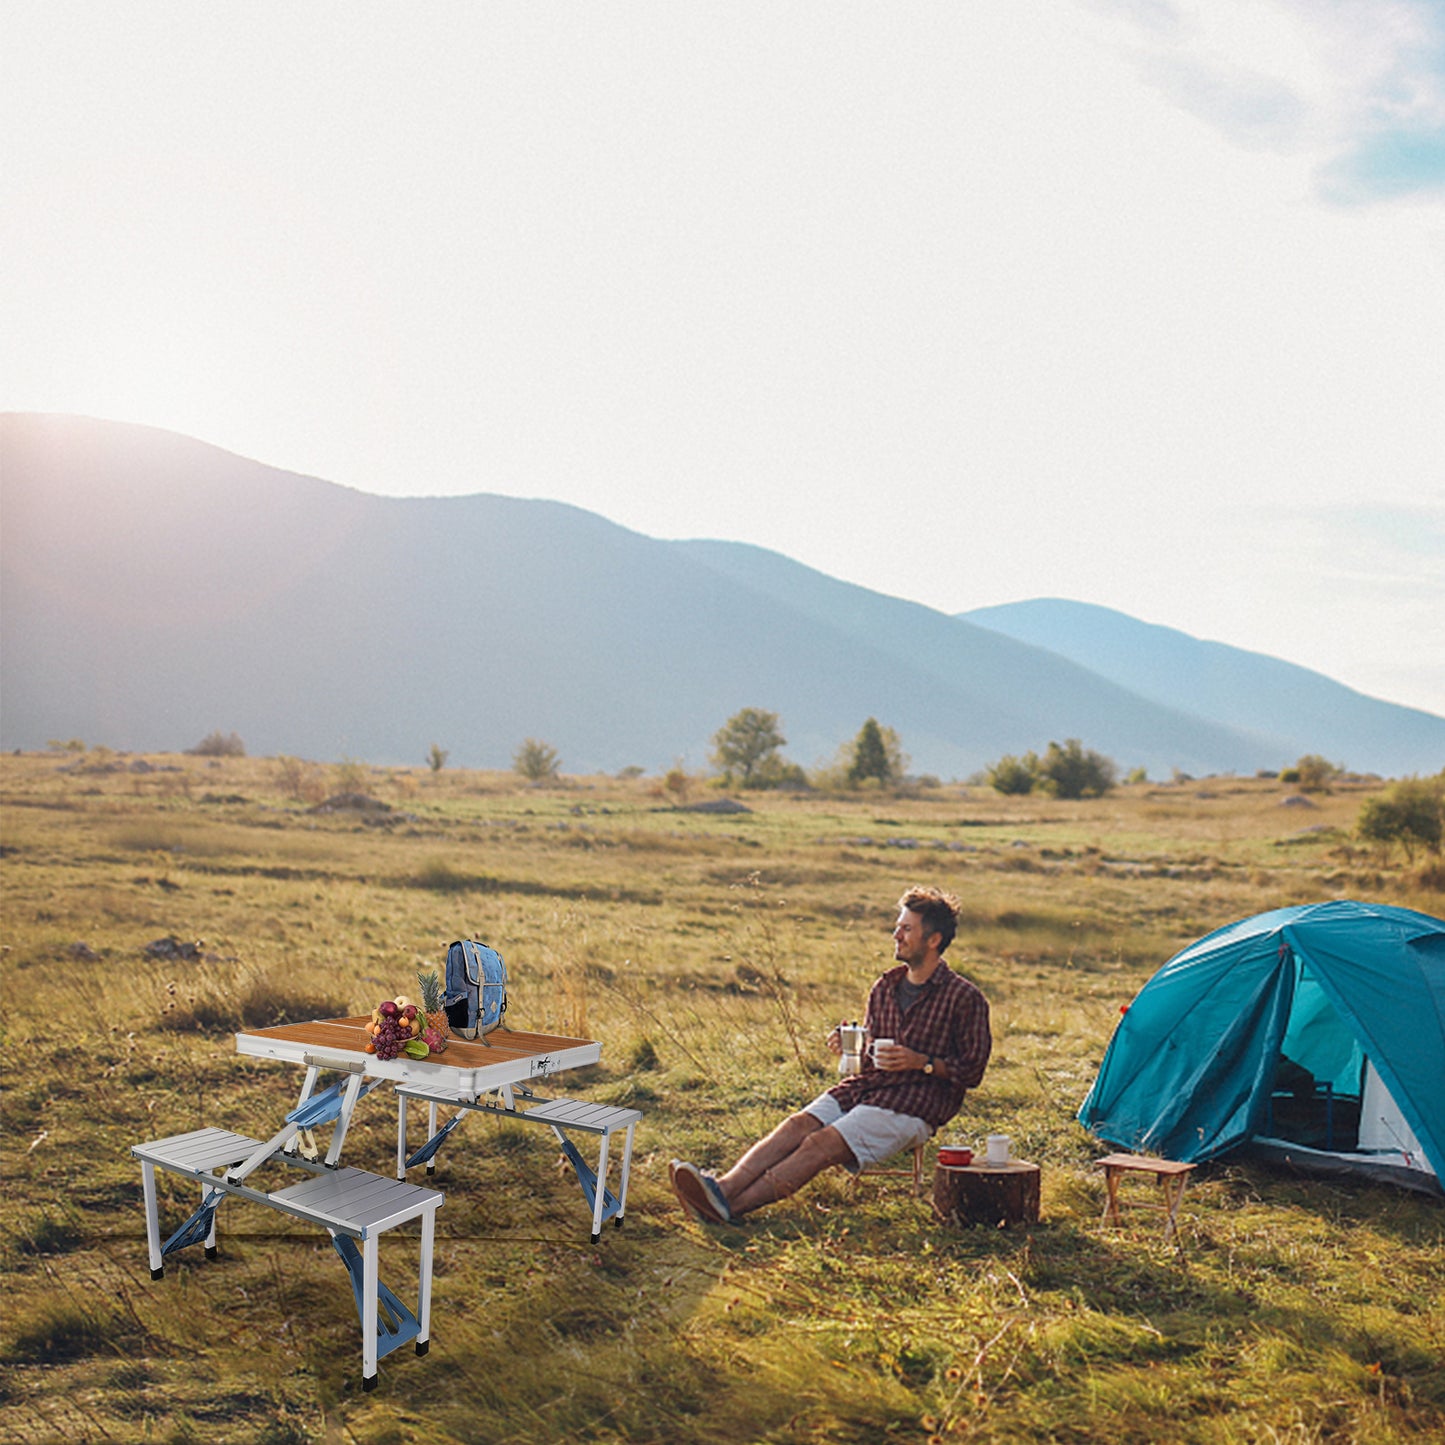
[
  {"left": 871, "top": 1037, "right": 895, "bottom": 1063},
  {"left": 986, "top": 1134, "right": 1011, "bottom": 1166}
]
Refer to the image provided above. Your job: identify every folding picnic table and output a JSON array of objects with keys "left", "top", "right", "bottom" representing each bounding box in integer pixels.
[
  {"left": 133, "top": 1016, "right": 641, "bottom": 1387},
  {"left": 234, "top": 1017, "right": 641, "bottom": 1240}
]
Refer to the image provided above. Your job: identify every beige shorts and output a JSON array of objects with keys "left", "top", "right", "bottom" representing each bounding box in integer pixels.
[{"left": 803, "top": 1092, "right": 932, "bottom": 1170}]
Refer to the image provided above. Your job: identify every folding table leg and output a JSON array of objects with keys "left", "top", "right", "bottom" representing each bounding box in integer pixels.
[
  {"left": 590, "top": 1133, "right": 611, "bottom": 1242},
  {"left": 362, "top": 1234, "right": 380, "bottom": 1391},
  {"left": 416, "top": 1207, "right": 436, "bottom": 1356},
  {"left": 615, "top": 1121, "right": 637, "bottom": 1227},
  {"left": 141, "top": 1160, "right": 163, "bottom": 1278},
  {"left": 203, "top": 1182, "right": 219, "bottom": 1260},
  {"left": 396, "top": 1092, "right": 409, "bottom": 1179}
]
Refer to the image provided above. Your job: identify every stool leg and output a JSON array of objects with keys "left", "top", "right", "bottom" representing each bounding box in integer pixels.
[
  {"left": 1162, "top": 1175, "right": 1188, "bottom": 1243},
  {"left": 416, "top": 1205, "right": 436, "bottom": 1356},
  {"left": 912, "top": 1143, "right": 924, "bottom": 1197},
  {"left": 141, "top": 1160, "right": 163, "bottom": 1278},
  {"left": 1103, "top": 1168, "right": 1122, "bottom": 1227},
  {"left": 426, "top": 1101, "right": 440, "bottom": 1174}
]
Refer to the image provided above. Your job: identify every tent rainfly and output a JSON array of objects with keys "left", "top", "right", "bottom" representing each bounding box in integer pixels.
[{"left": 1078, "top": 900, "right": 1444, "bottom": 1195}]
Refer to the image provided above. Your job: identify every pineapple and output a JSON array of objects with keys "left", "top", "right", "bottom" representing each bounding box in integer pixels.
[{"left": 416, "top": 966, "right": 450, "bottom": 1053}]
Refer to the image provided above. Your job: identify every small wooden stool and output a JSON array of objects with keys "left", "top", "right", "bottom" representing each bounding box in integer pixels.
[
  {"left": 1096, "top": 1153, "right": 1194, "bottom": 1244},
  {"left": 854, "top": 1141, "right": 926, "bottom": 1197}
]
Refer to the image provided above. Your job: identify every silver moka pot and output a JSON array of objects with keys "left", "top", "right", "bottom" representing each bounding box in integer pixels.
[{"left": 838, "top": 1023, "right": 867, "bottom": 1075}]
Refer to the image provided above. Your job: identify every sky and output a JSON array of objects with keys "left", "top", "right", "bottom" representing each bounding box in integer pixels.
[{"left": 4, "top": 0, "right": 1444, "bottom": 718}]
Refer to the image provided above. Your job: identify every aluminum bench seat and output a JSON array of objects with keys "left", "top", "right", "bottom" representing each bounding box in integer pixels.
[
  {"left": 133, "top": 1129, "right": 443, "bottom": 1390},
  {"left": 393, "top": 1084, "right": 642, "bottom": 1241}
]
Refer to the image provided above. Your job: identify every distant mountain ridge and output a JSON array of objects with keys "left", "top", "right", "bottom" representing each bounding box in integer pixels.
[
  {"left": 3, "top": 413, "right": 1442, "bottom": 778},
  {"left": 961, "top": 599, "right": 1445, "bottom": 778}
]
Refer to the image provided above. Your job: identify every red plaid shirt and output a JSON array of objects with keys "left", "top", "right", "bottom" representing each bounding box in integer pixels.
[{"left": 826, "top": 962, "right": 991, "bottom": 1130}]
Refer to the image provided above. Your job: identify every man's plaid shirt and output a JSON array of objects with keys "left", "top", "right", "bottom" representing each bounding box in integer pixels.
[{"left": 826, "top": 961, "right": 991, "bottom": 1129}]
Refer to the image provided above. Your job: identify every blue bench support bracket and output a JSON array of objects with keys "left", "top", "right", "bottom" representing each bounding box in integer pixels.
[
  {"left": 405, "top": 1112, "right": 465, "bottom": 1171},
  {"left": 332, "top": 1233, "right": 422, "bottom": 1373},
  {"left": 394, "top": 1086, "right": 641, "bottom": 1241},
  {"left": 555, "top": 1133, "right": 621, "bottom": 1242}
]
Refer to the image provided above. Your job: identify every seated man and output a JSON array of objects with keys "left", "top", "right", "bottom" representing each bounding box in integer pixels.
[{"left": 670, "top": 885, "right": 992, "bottom": 1224}]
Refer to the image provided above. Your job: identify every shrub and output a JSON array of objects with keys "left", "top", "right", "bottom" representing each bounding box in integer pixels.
[
  {"left": 1357, "top": 775, "right": 1444, "bottom": 860},
  {"left": 187, "top": 730, "right": 245, "bottom": 758},
  {"left": 274, "top": 755, "right": 326, "bottom": 804},
  {"left": 427, "top": 743, "right": 449, "bottom": 773},
  {"left": 986, "top": 753, "right": 1038, "bottom": 795},
  {"left": 1037, "top": 739, "right": 1117, "bottom": 799},
  {"left": 1293, "top": 754, "right": 1340, "bottom": 792},
  {"left": 662, "top": 765, "right": 693, "bottom": 804},
  {"left": 332, "top": 756, "right": 369, "bottom": 794}
]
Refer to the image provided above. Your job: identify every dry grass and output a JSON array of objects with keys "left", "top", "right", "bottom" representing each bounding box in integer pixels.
[{"left": 1, "top": 752, "right": 1440, "bottom": 1443}]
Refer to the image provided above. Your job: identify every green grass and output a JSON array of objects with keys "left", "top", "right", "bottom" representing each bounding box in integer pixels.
[{"left": 1, "top": 753, "right": 1441, "bottom": 1443}]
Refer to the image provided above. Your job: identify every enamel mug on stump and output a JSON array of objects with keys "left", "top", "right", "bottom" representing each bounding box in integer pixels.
[{"left": 986, "top": 1134, "right": 1011, "bottom": 1166}]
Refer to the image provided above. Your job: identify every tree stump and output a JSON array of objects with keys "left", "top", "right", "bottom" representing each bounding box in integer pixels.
[{"left": 932, "top": 1161, "right": 1040, "bottom": 1228}]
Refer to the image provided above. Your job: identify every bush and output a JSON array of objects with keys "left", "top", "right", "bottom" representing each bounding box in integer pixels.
[
  {"left": 1357, "top": 775, "right": 1444, "bottom": 860},
  {"left": 427, "top": 743, "right": 449, "bottom": 773},
  {"left": 986, "top": 754, "right": 1037, "bottom": 795},
  {"left": 1037, "top": 739, "right": 1117, "bottom": 799},
  {"left": 187, "top": 730, "right": 245, "bottom": 758},
  {"left": 274, "top": 755, "right": 326, "bottom": 804},
  {"left": 1293, "top": 754, "right": 1340, "bottom": 792}
]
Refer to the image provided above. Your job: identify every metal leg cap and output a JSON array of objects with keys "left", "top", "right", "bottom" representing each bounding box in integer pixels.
[
  {"left": 415, "top": 1340, "right": 430, "bottom": 1357},
  {"left": 590, "top": 1232, "right": 600, "bottom": 1244},
  {"left": 362, "top": 1375, "right": 378, "bottom": 1393},
  {"left": 150, "top": 1267, "right": 164, "bottom": 1281},
  {"left": 204, "top": 1246, "right": 217, "bottom": 1260}
]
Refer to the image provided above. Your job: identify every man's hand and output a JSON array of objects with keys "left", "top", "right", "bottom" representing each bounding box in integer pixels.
[
  {"left": 873, "top": 1042, "right": 929, "bottom": 1072},
  {"left": 825, "top": 1025, "right": 843, "bottom": 1056}
]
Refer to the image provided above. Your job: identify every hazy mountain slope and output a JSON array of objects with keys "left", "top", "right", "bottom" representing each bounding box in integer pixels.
[
  {"left": 3, "top": 414, "right": 1437, "bottom": 777},
  {"left": 674, "top": 540, "right": 1276, "bottom": 772},
  {"left": 961, "top": 599, "right": 1445, "bottom": 778}
]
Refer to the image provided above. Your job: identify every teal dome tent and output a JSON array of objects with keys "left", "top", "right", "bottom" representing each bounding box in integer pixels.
[{"left": 1078, "top": 901, "right": 1443, "bottom": 1194}]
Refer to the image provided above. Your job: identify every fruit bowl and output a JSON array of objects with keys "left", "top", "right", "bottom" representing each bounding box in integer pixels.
[{"left": 938, "top": 1145, "right": 974, "bottom": 1167}]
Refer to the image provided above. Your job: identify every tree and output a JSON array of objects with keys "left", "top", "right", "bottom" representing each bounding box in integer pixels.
[
  {"left": 711, "top": 708, "right": 787, "bottom": 788},
  {"left": 986, "top": 752, "right": 1038, "bottom": 795},
  {"left": 427, "top": 743, "right": 449, "bottom": 773},
  {"left": 1036, "top": 739, "right": 1117, "bottom": 799},
  {"left": 1357, "top": 775, "right": 1444, "bottom": 860},
  {"left": 513, "top": 738, "right": 561, "bottom": 783},
  {"left": 848, "top": 717, "right": 906, "bottom": 787}
]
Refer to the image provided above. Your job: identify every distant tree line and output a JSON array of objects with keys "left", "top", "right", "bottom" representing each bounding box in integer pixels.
[{"left": 984, "top": 739, "right": 1118, "bottom": 799}]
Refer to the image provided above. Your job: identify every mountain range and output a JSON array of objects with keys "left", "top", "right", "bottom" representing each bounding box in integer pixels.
[{"left": 3, "top": 413, "right": 1441, "bottom": 779}]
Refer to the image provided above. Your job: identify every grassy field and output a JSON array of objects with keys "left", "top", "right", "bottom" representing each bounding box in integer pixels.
[{"left": 1, "top": 751, "right": 1441, "bottom": 1444}]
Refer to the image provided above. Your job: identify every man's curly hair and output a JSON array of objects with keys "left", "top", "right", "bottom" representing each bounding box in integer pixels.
[{"left": 897, "top": 886, "right": 961, "bottom": 953}]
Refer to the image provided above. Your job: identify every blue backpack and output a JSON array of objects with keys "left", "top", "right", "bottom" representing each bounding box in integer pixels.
[{"left": 443, "top": 940, "right": 508, "bottom": 1043}]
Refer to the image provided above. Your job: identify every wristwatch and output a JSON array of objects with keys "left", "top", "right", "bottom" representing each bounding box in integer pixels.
[{"left": 923, "top": 1055, "right": 935, "bottom": 1075}]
